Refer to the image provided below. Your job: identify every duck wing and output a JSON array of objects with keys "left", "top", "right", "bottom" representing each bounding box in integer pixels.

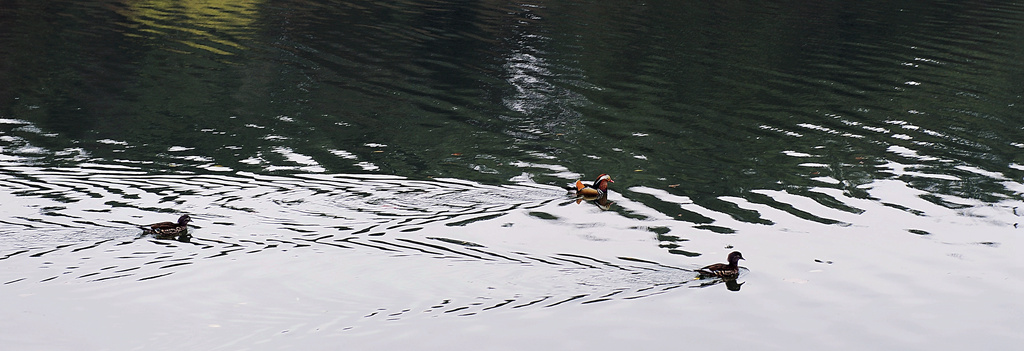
[
  {"left": 142, "top": 221, "right": 178, "bottom": 230},
  {"left": 696, "top": 263, "right": 733, "bottom": 276},
  {"left": 574, "top": 180, "right": 587, "bottom": 191}
]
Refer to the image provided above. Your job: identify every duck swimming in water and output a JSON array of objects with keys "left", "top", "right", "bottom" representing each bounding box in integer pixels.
[
  {"left": 570, "top": 174, "right": 614, "bottom": 203},
  {"left": 696, "top": 251, "right": 745, "bottom": 278},
  {"left": 140, "top": 214, "right": 192, "bottom": 242}
]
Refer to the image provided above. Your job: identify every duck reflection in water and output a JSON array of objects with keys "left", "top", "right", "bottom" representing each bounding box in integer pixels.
[
  {"left": 693, "top": 277, "right": 745, "bottom": 291},
  {"left": 568, "top": 174, "right": 614, "bottom": 210},
  {"left": 692, "top": 251, "right": 746, "bottom": 291},
  {"left": 139, "top": 214, "right": 193, "bottom": 243}
]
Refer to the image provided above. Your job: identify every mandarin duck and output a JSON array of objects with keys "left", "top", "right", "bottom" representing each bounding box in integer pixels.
[
  {"left": 570, "top": 174, "right": 614, "bottom": 203},
  {"left": 696, "top": 251, "right": 744, "bottom": 278},
  {"left": 140, "top": 214, "right": 192, "bottom": 242}
]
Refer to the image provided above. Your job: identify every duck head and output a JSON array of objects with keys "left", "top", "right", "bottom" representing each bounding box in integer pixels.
[
  {"left": 592, "top": 174, "right": 614, "bottom": 191},
  {"left": 177, "top": 214, "right": 192, "bottom": 226},
  {"left": 728, "top": 251, "right": 744, "bottom": 265}
]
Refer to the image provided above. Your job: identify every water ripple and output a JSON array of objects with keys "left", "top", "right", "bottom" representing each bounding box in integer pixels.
[{"left": 0, "top": 213, "right": 726, "bottom": 325}]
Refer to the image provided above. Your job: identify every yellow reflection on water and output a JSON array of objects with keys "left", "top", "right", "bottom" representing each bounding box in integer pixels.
[{"left": 118, "top": 0, "right": 264, "bottom": 55}]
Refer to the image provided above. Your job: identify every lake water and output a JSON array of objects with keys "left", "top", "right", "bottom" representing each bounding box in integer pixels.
[{"left": 1, "top": 0, "right": 1023, "bottom": 349}]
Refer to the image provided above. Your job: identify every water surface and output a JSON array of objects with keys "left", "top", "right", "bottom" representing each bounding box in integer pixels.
[{"left": 1, "top": 0, "right": 1023, "bottom": 349}]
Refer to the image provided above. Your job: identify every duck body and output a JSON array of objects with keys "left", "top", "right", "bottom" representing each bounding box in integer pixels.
[
  {"left": 571, "top": 174, "right": 614, "bottom": 202},
  {"left": 140, "top": 214, "right": 192, "bottom": 241},
  {"left": 696, "top": 251, "right": 744, "bottom": 278}
]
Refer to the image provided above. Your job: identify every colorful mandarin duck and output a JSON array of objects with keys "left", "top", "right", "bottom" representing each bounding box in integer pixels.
[
  {"left": 140, "top": 214, "right": 192, "bottom": 241},
  {"left": 571, "top": 174, "right": 614, "bottom": 203},
  {"left": 696, "top": 251, "right": 745, "bottom": 278}
]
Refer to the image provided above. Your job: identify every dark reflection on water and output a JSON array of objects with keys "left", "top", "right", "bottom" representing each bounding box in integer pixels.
[{"left": 0, "top": 0, "right": 1021, "bottom": 228}]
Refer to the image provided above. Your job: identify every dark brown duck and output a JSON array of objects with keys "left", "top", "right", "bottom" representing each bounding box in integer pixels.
[
  {"left": 140, "top": 214, "right": 192, "bottom": 240},
  {"left": 696, "top": 251, "right": 745, "bottom": 278}
]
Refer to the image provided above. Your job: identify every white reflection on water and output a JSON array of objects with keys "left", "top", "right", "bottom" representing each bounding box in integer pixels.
[
  {"left": 0, "top": 162, "right": 1021, "bottom": 349},
  {"left": 0, "top": 164, "right": 741, "bottom": 348}
]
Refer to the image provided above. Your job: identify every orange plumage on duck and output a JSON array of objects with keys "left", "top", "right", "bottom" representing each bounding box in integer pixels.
[{"left": 572, "top": 174, "right": 613, "bottom": 203}]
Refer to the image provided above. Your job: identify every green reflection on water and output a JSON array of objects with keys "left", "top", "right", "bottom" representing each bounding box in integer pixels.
[{"left": 1, "top": 0, "right": 1023, "bottom": 224}]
